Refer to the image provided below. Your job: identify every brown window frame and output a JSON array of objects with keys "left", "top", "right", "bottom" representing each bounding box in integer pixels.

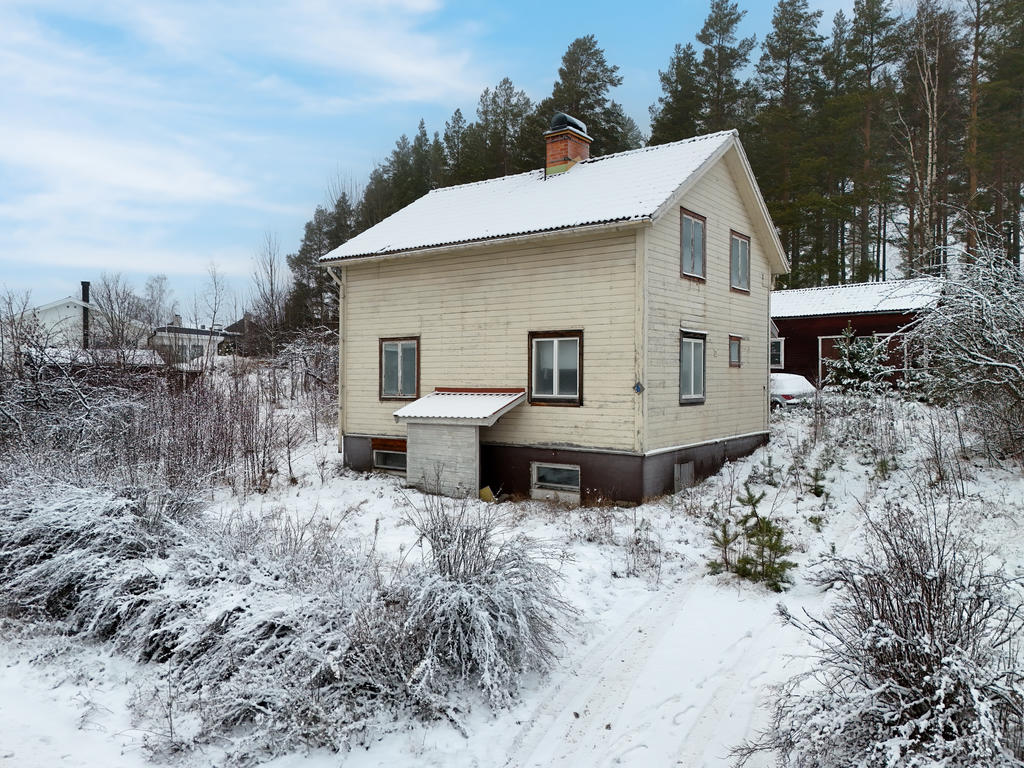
[
  {"left": 378, "top": 336, "right": 420, "bottom": 401},
  {"left": 730, "top": 230, "right": 751, "bottom": 293},
  {"left": 729, "top": 335, "right": 742, "bottom": 367},
  {"left": 680, "top": 207, "right": 707, "bottom": 281},
  {"left": 528, "top": 330, "right": 583, "bottom": 407}
]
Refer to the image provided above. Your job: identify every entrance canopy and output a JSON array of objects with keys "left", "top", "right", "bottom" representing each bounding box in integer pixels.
[{"left": 393, "top": 387, "right": 526, "bottom": 426}]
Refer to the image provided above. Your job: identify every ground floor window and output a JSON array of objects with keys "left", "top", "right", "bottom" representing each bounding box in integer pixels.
[
  {"left": 529, "top": 330, "right": 583, "bottom": 405},
  {"left": 770, "top": 338, "right": 785, "bottom": 369},
  {"left": 380, "top": 337, "right": 418, "bottom": 400},
  {"left": 680, "top": 332, "right": 706, "bottom": 403},
  {"left": 729, "top": 335, "right": 742, "bottom": 367},
  {"left": 373, "top": 450, "right": 407, "bottom": 472}
]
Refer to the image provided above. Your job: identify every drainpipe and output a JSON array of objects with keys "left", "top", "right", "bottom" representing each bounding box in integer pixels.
[{"left": 81, "top": 281, "right": 90, "bottom": 349}]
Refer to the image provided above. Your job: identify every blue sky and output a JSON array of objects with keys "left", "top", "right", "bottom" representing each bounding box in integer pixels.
[{"left": 0, "top": 0, "right": 853, "bottom": 319}]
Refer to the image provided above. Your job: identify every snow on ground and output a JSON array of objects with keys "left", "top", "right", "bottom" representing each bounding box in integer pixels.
[{"left": 3, "top": 395, "right": 1023, "bottom": 767}]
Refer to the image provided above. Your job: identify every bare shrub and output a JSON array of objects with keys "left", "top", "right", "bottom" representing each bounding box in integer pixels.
[
  {"left": 736, "top": 492, "right": 1024, "bottom": 767},
  {"left": 908, "top": 243, "right": 1024, "bottom": 460}
]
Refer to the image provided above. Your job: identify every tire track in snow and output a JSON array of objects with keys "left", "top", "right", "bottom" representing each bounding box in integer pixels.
[{"left": 502, "top": 578, "right": 698, "bottom": 768}]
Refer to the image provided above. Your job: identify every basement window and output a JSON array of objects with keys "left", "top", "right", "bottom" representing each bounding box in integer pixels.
[
  {"left": 373, "top": 450, "right": 407, "bottom": 472},
  {"left": 531, "top": 462, "right": 581, "bottom": 503}
]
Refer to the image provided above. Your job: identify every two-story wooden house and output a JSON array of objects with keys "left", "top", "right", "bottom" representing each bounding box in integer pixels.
[{"left": 321, "top": 114, "right": 788, "bottom": 503}]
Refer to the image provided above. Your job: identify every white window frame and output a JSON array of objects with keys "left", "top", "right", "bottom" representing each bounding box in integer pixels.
[
  {"left": 730, "top": 231, "right": 751, "bottom": 292},
  {"left": 530, "top": 461, "right": 582, "bottom": 503},
  {"left": 874, "top": 332, "right": 910, "bottom": 373},
  {"left": 818, "top": 334, "right": 844, "bottom": 383},
  {"left": 770, "top": 338, "right": 785, "bottom": 370},
  {"left": 680, "top": 208, "right": 706, "bottom": 279},
  {"left": 373, "top": 450, "right": 407, "bottom": 472},
  {"left": 679, "top": 331, "right": 706, "bottom": 404},
  {"left": 529, "top": 331, "right": 582, "bottom": 405}
]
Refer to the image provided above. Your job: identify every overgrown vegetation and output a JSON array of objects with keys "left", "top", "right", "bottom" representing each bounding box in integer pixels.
[{"left": 735, "top": 492, "right": 1024, "bottom": 767}]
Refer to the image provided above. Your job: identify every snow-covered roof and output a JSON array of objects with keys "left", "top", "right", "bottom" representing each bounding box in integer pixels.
[
  {"left": 393, "top": 388, "right": 526, "bottom": 426},
  {"left": 771, "top": 278, "right": 943, "bottom": 319},
  {"left": 322, "top": 131, "right": 741, "bottom": 261}
]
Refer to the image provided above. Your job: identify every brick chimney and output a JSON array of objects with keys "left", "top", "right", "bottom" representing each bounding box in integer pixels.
[
  {"left": 81, "top": 280, "right": 90, "bottom": 349},
  {"left": 544, "top": 112, "right": 592, "bottom": 177}
]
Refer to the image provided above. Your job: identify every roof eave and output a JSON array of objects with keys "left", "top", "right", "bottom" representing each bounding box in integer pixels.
[{"left": 319, "top": 218, "right": 651, "bottom": 267}]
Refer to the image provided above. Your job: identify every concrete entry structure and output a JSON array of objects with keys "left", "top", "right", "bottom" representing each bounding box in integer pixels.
[{"left": 393, "top": 388, "right": 526, "bottom": 497}]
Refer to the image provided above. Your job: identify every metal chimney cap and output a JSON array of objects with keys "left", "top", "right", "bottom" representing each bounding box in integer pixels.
[{"left": 549, "top": 112, "right": 588, "bottom": 135}]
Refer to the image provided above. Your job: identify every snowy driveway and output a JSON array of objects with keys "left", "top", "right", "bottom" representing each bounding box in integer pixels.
[{"left": 504, "top": 577, "right": 811, "bottom": 768}]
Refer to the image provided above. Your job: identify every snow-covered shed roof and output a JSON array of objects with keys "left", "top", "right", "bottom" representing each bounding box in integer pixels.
[
  {"left": 771, "top": 278, "right": 943, "bottom": 319},
  {"left": 393, "top": 388, "right": 526, "bottom": 426},
  {"left": 321, "top": 130, "right": 787, "bottom": 273}
]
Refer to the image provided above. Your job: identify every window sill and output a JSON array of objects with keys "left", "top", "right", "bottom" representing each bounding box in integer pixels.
[
  {"left": 380, "top": 395, "right": 418, "bottom": 402},
  {"left": 730, "top": 285, "right": 751, "bottom": 295},
  {"left": 529, "top": 398, "right": 583, "bottom": 407},
  {"left": 681, "top": 272, "right": 706, "bottom": 282},
  {"left": 679, "top": 397, "right": 706, "bottom": 406}
]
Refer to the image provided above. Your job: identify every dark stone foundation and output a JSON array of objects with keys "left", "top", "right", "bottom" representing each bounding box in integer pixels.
[{"left": 344, "top": 432, "right": 768, "bottom": 504}]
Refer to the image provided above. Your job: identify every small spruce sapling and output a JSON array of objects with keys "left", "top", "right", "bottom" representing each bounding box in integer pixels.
[{"left": 734, "top": 483, "right": 796, "bottom": 592}]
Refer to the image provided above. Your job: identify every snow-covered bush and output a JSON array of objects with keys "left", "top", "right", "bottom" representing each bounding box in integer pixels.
[
  {"left": 0, "top": 477, "right": 576, "bottom": 762},
  {"left": 0, "top": 478, "right": 195, "bottom": 634},
  {"left": 400, "top": 494, "right": 576, "bottom": 708},
  {"left": 736, "top": 493, "right": 1024, "bottom": 767},
  {"left": 908, "top": 247, "right": 1024, "bottom": 459}
]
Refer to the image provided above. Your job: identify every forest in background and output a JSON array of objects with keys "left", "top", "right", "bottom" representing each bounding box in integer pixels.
[{"left": 279, "top": 0, "right": 1024, "bottom": 333}]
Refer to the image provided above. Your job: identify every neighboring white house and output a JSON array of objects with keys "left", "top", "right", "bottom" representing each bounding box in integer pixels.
[
  {"left": 148, "top": 316, "right": 233, "bottom": 366},
  {"left": 16, "top": 281, "right": 148, "bottom": 350},
  {"left": 321, "top": 114, "right": 789, "bottom": 503}
]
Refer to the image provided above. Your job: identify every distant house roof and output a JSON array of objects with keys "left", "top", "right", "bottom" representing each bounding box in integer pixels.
[
  {"left": 31, "top": 296, "right": 92, "bottom": 313},
  {"left": 151, "top": 325, "right": 236, "bottom": 338},
  {"left": 771, "top": 278, "right": 943, "bottom": 319},
  {"left": 393, "top": 388, "right": 526, "bottom": 426},
  {"left": 321, "top": 130, "right": 787, "bottom": 274}
]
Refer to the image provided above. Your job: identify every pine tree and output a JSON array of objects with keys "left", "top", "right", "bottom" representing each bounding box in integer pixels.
[
  {"left": 537, "top": 35, "right": 638, "bottom": 156},
  {"left": 750, "top": 0, "right": 825, "bottom": 286},
  {"left": 695, "top": 0, "right": 756, "bottom": 133},
  {"left": 478, "top": 77, "right": 534, "bottom": 176},
  {"left": 649, "top": 43, "right": 703, "bottom": 144},
  {"left": 849, "top": 0, "right": 901, "bottom": 281}
]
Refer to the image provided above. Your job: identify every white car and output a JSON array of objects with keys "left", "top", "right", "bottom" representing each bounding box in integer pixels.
[{"left": 770, "top": 373, "right": 817, "bottom": 409}]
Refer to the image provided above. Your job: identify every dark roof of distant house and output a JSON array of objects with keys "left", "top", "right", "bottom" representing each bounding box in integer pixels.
[{"left": 151, "top": 325, "right": 237, "bottom": 338}]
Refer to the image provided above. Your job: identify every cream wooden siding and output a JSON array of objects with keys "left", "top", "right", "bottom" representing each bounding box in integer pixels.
[
  {"left": 406, "top": 423, "right": 479, "bottom": 495},
  {"left": 643, "top": 150, "right": 771, "bottom": 452},
  {"left": 341, "top": 230, "right": 639, "bottom": 452}
]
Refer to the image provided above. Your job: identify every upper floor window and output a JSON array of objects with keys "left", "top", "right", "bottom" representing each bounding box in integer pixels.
[
  {"left": 730, "top": 231, "right": 750, "bottom": 292},
  {"left": 380, "top": 337, "right": 418, "bottom": 400},
  {"left": 529, "top": 330, "right": 582, "bottom": 406},
  {"left": 681, "top": 208, "right": 706, "bottom": 279}
]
